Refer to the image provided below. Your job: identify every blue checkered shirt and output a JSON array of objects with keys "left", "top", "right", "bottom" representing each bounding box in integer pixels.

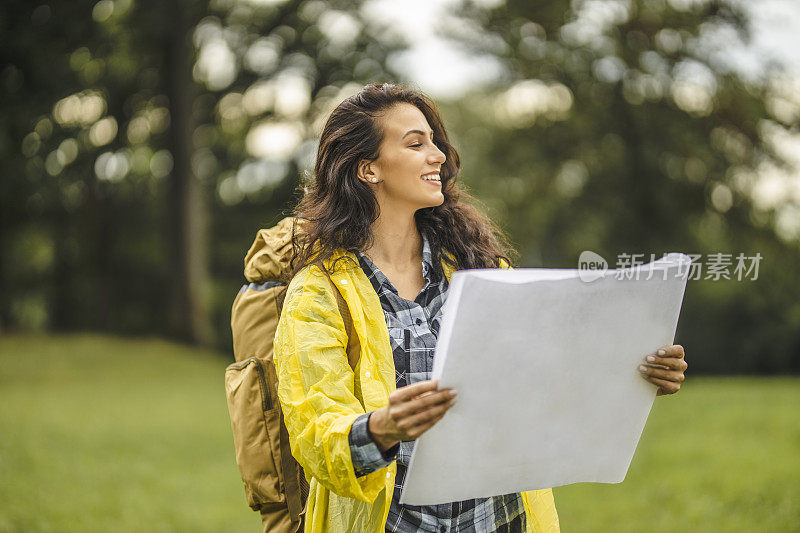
[{"left": 347, "top": 235, "right": 527, "bottom": 532}]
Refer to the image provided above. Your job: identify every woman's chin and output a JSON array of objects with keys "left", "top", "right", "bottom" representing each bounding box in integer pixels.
[
  {"left": 425, "top": 192, "right": 445, "bottom": 208},
  {"left": 407, "top": 192, "right": 445, "bottom": 211}
]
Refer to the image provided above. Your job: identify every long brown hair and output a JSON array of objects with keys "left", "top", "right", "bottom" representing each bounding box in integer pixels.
[{"left": 288, "top": 82, "right": 513, "bottom": 278}]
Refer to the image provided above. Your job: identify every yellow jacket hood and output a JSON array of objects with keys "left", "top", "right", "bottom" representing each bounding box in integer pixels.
[{"left": 242, "top": 217, "right": 298, "bottom": 283}]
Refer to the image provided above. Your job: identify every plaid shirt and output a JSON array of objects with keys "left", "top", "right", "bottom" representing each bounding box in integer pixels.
[{"left": 348, "top": 235, "right": 527, "bottom": 532}]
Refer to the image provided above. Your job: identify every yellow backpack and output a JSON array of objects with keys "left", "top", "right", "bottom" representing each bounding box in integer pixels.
[{"left": 225, "top": 217, "right": 360, "bottom": 532}]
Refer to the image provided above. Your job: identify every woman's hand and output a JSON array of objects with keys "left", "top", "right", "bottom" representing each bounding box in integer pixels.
[
  {"left": 639, "top": 344, "right": 687, "bottom": 396},
  {"left": 368, "top": 380, "right": 457, "bottom": 452}
]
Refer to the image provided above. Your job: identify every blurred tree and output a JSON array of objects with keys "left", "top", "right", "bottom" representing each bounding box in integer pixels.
[
  {"left": 5, "top": 0, "right": 799, "bottom": 371},
  {"left": 2, "top": 0, "right": 401, "bottom": 345},
  {"left": 439, "top": 0, "right": 800, "bottom": 372},
  {"left": 161, "top": 0, "right": 211, "bottom": 343}
]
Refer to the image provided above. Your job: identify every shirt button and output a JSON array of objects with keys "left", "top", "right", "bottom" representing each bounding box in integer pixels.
[
  {"left": 364, "top": 371, "right": 371, "bottom": 378},
  {"left": 415, "top": 318, "right": 422, "bottom": 326}
]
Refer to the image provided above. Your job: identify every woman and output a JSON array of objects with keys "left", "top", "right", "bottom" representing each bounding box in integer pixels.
[{"left": 273, "top": 83, "right": 688, "bottom": 532}]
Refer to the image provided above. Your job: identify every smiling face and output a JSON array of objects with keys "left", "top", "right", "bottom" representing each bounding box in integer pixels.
[{"left": 358, "top": 102, "right": 447, "bottom": 213}]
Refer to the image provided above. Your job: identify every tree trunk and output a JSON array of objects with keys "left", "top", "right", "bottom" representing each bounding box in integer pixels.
[{"left": 164, "top": 0, "right": 210, "bottom": 344}]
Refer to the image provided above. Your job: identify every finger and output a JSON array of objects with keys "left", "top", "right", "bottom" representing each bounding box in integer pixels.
[
  {"left": 391, "top": 380, "right": 442, "bottom": 401},
  {"left": 639, "top": 364, "right": 684, "bottom": 382},
  {"left": 413, "top": 386, "right": 458, "bottom": 401},
  {"left": 398, "top": 398, "right": 456, "bottom": 431},
  {"left": 643, "top": 375, "right": 681, "bottom": 395},
  {"left": 413, "top": 387, "right": 456, "bottom": 403},
  {"left": 641, "top": 359, "right": 671, "bottom": 370},
  {"left": 393, "top": 389, "right": 456, "bottom": 418},
  {"left": 411, "top": 389, "right": 440, "bottom": 401},
  {"left": 655, "top": 344, "right": 685, "bottom": 359},
  {"left": 405, "top": 406, "right": 451, "bottom": 439},
  {"left": 643, "top": 355, "right": 687, "bottom": 371}
]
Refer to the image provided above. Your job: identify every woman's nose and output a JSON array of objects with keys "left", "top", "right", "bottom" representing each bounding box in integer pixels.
[{"left": 429, "top": 145, "right": 446, "bottom": 164}]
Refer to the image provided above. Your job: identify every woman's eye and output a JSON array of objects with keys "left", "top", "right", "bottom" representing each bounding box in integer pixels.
[{"left": 410, "top": 143, "right": 422, "bottom": 148}]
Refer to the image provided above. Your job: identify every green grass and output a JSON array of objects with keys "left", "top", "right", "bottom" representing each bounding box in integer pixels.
[
  {"left": 1, "top": 335, "right": 798, "bottom": 532},
  {"left": 554, "top": 377, "right": 800, "bottom": 532},
  {"left": 0, "top": 334, "right": 259, "bottom": 533}
]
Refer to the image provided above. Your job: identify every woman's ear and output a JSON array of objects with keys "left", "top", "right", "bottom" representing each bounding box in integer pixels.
[{"left": 357, "top": 159, "right": 381, "bottom": 184}]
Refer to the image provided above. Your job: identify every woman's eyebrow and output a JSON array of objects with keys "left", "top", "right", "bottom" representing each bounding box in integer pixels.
[{"left": 402, "top": 129, "right": 434, "bottom": 139}]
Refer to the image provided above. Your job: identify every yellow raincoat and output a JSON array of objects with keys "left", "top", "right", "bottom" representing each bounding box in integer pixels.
[{"left": 274, "top": 250, "right": 560, "bottom": 532}]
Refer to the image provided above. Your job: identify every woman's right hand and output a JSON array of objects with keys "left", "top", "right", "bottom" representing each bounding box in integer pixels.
[{"left": 367, "top": 380, "right": 457, "bottom": 452}]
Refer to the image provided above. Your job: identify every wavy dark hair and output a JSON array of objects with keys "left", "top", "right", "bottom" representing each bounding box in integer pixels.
[{"left": 288, "top": 82, "right": 513, "bottom": 279}]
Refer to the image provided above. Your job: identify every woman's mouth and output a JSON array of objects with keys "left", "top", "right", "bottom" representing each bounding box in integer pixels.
[{"left": 421, "top": 172, "right": 441, "bottom": 183}]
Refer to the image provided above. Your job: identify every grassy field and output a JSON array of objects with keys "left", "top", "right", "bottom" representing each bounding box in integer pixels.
[{"left": 0, "top": 335, "right": 798, "bottom": 532}]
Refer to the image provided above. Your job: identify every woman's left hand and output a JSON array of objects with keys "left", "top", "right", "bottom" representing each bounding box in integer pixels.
[{"left": 638, "top": 344, "right": 687, "bottom": 396}]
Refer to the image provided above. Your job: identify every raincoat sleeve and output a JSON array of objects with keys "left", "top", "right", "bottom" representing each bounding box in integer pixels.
[{"left": 274, "top": 266, "right": 389, "bottom": 503}]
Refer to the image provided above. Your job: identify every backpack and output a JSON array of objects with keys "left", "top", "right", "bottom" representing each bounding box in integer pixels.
[{"left": 224, "top": 217, "right": 361, "bottom": 532}]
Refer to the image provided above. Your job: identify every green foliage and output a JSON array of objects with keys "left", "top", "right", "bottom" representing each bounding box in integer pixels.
[
  {"left": 1, "top": 0, "right": 401, "bottom": 345},
  {"left": 441, "top": 0, "right": 800, "bottom": 372},
  {"left": 2, "top": 1, "right": 799, "bottom": 371},
  {"left": 1, "top": 335, "right": 798, "bottom": 531}
]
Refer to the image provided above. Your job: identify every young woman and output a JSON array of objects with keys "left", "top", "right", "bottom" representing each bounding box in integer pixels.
[{"left": 273, "top": 83, "right": 688, "bottom": 532}]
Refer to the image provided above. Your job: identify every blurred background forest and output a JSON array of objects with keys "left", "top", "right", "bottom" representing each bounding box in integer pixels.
[
  {"left": 2, "top": 0, "right": 800, "bottom": 373},
  {"left": 3, "top": 1, "right": 800, "bottom": 531}
]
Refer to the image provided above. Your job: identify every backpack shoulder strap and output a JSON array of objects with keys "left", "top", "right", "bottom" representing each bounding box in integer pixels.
[{"left": 317, "top": 263, "right": 361, "bottom": 370}]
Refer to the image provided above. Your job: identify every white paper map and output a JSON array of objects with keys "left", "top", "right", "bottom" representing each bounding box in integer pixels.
[{"left": 399, "top": 254, "right": 692, "bottom": 505}]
